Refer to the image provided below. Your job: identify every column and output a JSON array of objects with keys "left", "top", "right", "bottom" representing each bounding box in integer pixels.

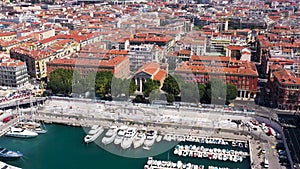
[{"left": 139, "top": 78, "right": 143, "bottom": 92}]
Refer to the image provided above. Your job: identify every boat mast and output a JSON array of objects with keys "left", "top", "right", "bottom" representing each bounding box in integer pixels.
[{"left": 30, "top": 95, "right": 35, "bottom": 121}]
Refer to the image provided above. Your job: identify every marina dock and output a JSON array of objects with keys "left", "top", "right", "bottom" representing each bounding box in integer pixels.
[{"left": 0, "top": 118, "right": 19, "bottom": 137}]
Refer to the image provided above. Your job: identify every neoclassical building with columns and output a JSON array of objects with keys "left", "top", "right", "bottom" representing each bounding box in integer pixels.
[{"left": 132, "top": 62, "right": 168, "bottom": 93}]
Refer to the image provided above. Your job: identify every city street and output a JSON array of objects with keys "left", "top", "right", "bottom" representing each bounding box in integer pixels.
[{"left": 279, "top": 115, "right": 300, "bottom": 169}]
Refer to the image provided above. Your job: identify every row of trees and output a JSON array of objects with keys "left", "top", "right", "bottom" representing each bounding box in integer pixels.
[
  {"left": 48, "top": 69, "right": 136, "bottom": 100},
  {"left": 47, "top": 69, "right": 237, "bottom": 104},
  {"left": 161, "top": 75, "right": 238, "bottom": 104}
]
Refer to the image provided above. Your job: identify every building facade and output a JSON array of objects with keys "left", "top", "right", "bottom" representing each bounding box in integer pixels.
[
  {"left": 10, "top": 39, "right": 79, "bottom": 79},
  {"left": 175, "top": 55, "right": 258, "bottom": 99},
  {"left": 0, "top": 58, "right": 28, "bottom": 87},
  {"left": 46, "top": 56, "right": 130, "bottom": 79},
  {"left": 269, "top": 67, "right": 300, "bottom": 110},
  {"left": 132, "top": 62, "right": 168, "bottom": 92}
]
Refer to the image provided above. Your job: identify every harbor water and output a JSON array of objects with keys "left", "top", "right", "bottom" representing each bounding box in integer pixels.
[{"left": 0, "top": 124, "right": 250, "bottom": 169}]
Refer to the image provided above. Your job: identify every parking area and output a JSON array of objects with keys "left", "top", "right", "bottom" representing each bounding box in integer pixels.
[{"left": 278, "top": 114, "right": 300, "bottom": 169}]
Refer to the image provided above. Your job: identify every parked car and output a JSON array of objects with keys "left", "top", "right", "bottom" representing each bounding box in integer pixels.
[
  {"left": 278, "top": 150, "right": 286, "bottom": 155},
  {"left": 279, "top": 155, "right": 287, "bottom": 159}
]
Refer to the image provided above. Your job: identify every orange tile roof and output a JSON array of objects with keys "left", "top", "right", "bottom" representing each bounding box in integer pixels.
[
  {"left": 227, "top": 45, "right": 244, "bottom": 51},
  {"left": 273, "top": 68, "right": 300, "bottom": 85},
  {"left": 48, "top": 56, "right": 128, "bottom": 68},
  {"left": 191, "top": 55, "right": 230, "bottom": 62},
  {"left": 0, "top": 31, "right": 16, "bottom": 37},
  {"left": 0, "top": 59, "right": 25, "bottom": 67},
  {"left": 153, "top": 69, "right": 167, "bottom": 81},
  {"left": 176, "top": 61, "right": 258, "bottom": 77}
]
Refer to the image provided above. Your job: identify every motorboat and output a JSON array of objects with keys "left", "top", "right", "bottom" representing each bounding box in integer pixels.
[
  {"left": 114, "top": 125, "right": 128, "bottom": 145},
  {"left": 18, "top": 119, "right": 48, "bottom": 134},
  {"left": 6, "top": 127, "right": 38, "bottom": 138},
  {"left": 84, "top": 125, "right": 104, "bottom": 143},
  {"left": 19, "top": 119, "right": 40, "bottom": 128},
  {"left": 144, "top": 130, "right": 157, "bottom": 147},
  {"left": 143, "top": 146, "right": 151, "bottom": 150},
  {"left": 102, "top": 126, "right": 118, "bottom": 145},
  {"left": 156, "top": 135, "right": 162, "bottom": 142},
  {"left": 0, "top": 161, "right": 22, "bottom": 169},
  {"left": 121, "top": 127, "right": 137, "bottom": 149},
  {"left": 33, "top": 127, "right": 48, "bottom": 134},
  {"left": 0, "top": 147, "right": 23, "bottom": 160},
  {"left": 133, "top": 128, "right": 147, "bottom": 148},
  {"left": 20, "top": 124, "right": 47, "bottom": 134}
]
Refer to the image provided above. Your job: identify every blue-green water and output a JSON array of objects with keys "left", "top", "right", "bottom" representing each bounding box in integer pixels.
[{"left": 0, "top": 124, "right": 250, "bottom": 169}]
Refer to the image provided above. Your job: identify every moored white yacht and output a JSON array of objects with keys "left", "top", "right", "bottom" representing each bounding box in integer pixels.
[
  {"left": 114, "top": 125, "right": 128, "bottom": 145},
  {"left": 102, "top": 126, "right": 118, "bottom": 145},
  {"left": 84, "top": 125, "right": 104, "bottom": 143},
  {"left": 121, "top": 127, "right": 137, "bottom": 149},
  {"left": 144, "top": 130, "right": 157, "bottom": 147},
  {"left": 18, "top": 123, "right": 47, "bottom": 134},
  {"left": 19, "top": 120, "right": 40, "bottom": 128},
  {"left": 5, "top": 127, "right": 38, "bottom": 138},
  {"left": 133, "top": 128, "right": 147, "bottom": 148}
]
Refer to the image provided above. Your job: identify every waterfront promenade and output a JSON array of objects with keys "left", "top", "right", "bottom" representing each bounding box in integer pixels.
[{"left": 0, "top": 97, "right": 287, "bottom": 169}]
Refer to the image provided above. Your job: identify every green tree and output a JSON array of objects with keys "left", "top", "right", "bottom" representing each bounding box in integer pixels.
[
  {"left": 95, "top": 71, "right": 113, "bottom": 99},
  {"left": 162, "top": 75, "right": 181, "bottom": 96},
  {"left": 226, "top": 84, "right": 238, "bottom": 100},
  {"left": 47, "top": 69, "right": 74, "bottom": 95},
  {"left": 198, "top": 84, "right": 206, "bottom": 100},
  {"left": 167, "top": 93, "right": 175, "bottom": 103},
  {"left": 129, "top": 80, "right": 137, "bottom": 96},
  {"left": 143, "top": 79, "right": 160, "bottom": 97},
  {"left": 149, "top": 89, "right": 161, "bottom": 103}
]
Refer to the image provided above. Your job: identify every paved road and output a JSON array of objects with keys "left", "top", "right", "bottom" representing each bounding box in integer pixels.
[{"left": 279, "top": 115, "right": 300, "bottom": 169}]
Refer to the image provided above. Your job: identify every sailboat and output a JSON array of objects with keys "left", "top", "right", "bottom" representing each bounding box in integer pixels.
[{"left": 21, "top": 96, "right": 47, "bottom": 134}]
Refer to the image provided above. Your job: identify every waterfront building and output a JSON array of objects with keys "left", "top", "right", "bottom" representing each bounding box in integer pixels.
[
  {"left": 46, "top": 56, "right": 130, "bottom": 79},
  {"left": 175, "top": 55, "right": 258, "bottom": 99},
  {"left": 10, "top": 39, "right": 79, "bottom": 79},
  {"left": 0, "top": 57, "right": 28, "bottom": 87},
  {"left": 269, "top": 66, "right": 300, "bottom": 110}
]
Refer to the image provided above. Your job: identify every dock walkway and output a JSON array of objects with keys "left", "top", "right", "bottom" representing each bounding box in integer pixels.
[{"left": 0, "top": 118, "right": 19, "bottom": 137}]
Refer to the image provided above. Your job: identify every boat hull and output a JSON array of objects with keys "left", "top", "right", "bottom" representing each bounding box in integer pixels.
[
  {"left": 133, "top": 138, "right": 145, "bottom": 148},
  {"left": 102, "top": 134, "right": 116, "bottom": 145},
  {"left": 114, "top": 137, "right": 123, "bottom": 145},
  {"left": 121, "top": 139, "right": 133, "bottom": 149},
  {"left": 84, "top": 128, "right": 104, "bottom": 143},
  {"left": 0, "top": 148, "right": 23, "bottom": 160}
]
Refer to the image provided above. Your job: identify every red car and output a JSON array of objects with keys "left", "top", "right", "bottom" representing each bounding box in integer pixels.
[{"left": 3, "top": 116, "right": 13, "bottom": 123}]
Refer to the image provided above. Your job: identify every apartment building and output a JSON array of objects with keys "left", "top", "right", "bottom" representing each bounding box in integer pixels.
[{"left": 0, "top": 57, "right": 28, "bottom": 87}]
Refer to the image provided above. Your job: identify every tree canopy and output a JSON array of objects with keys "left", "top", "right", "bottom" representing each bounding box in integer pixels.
[
  {"left": 226, "top": 84, "right": 238, "bottom": 100},
  {"left": 47, "top": 69, "right": 73, "bottom": 95},
  {"left": 143, "top": 79, "right": 160, "bottom": 97},
  {"left": 162, "top": 75, "right": 180, "bottom": 96}
]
